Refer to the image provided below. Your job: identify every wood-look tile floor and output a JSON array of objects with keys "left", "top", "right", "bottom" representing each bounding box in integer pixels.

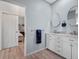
[
  {"left": 0, "top": 42, "right": 64, "bottom": 59},
  {"left": 0, "top": 42, "right": 26, "bottom": 59},
  {"left": 27, "top": 49, "right": 64, "bottom": 59}
]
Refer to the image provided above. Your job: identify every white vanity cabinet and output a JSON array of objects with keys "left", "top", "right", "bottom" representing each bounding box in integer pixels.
[
  {"left": 46, "top": 33, "right": 78, "bottom": 59},
  {"left": 63, "top": 36, "right": 78, "bottom": 59}
]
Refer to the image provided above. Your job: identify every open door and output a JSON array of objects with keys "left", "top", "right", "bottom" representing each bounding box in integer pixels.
[{"left": 2, "top": 13, "right": 18, "bottom": 49}]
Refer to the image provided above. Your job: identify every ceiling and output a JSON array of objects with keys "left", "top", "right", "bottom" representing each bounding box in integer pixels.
[{"left": 2, "top": 0, "right": 57, "bottom": 6}]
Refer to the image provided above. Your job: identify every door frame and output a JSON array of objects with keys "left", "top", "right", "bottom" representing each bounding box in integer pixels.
[
  {"left": 24, "top": 7, "right": 27, "bottom": 56},
  {"left": 0, "top": 12, "right": 2, "bottom": 50}
]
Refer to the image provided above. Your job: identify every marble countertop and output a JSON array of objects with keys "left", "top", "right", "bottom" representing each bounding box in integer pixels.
[
  {"left": 46, "top": 32, "right": 78, "bottom": 42},
  {"left": 46, "top": 32, "right": 78, "bottom": 38}
]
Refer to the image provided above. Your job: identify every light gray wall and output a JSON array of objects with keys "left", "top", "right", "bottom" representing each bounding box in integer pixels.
[
  {"left": 51, "top": 0, "right": 78, "bottom": 33},
  {"left": 26, "top": 0, "right": 51, "bottom": 54}
]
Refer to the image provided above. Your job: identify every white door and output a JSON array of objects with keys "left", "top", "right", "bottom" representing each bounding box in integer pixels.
[{"left": 2, "top": 13, "right": 18, "bottom": 49}]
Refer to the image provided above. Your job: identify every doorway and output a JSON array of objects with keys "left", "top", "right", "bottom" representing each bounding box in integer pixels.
[{"left": 18, "top": 16, "right": 25, "bottom": 51}]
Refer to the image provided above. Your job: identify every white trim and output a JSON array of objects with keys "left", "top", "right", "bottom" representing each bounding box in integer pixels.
[
  {"left": 24, "top": 7, "right": 27, "bottom": 56},
  {"left": 0, "top": 12, "right": 2, "bottom": 50},
  {"left": 27, "top": 48, "right": 46, "bottom": 56},
  {"left": 16, "top": 16, "right": 19, "bottom": 47},
  {"left": 2, "top": 12, "right": 20, "bottom": 16}
]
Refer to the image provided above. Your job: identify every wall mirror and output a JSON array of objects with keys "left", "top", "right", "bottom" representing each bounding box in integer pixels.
[{"left": 67, "top": 6, "right": 78, "bottom": 26}]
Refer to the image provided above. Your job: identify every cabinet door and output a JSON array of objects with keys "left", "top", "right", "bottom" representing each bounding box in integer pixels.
[
  {"left": 55, "top": 37, "right": 63, "bottom": 56},
  {"left": 49, "top": 38, "right": 55, "bottom": 51},
  {"left": 72, "top": 41, "right": 78, "bottom": 59},
  {"left": 47, "top": 35, "right": 55, "bottom": 51},
  {"left": 63, "top": 41, "right": 71, "bottom": 59}
]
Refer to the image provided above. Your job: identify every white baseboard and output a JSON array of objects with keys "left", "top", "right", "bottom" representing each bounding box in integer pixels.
[{"left": 27, "top": 48, "right": 46, "bottom": 56}]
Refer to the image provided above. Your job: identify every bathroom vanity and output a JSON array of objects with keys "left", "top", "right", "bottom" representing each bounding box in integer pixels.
[{"left": 46, "top": 33, "right": 78, "bottom": 59}]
